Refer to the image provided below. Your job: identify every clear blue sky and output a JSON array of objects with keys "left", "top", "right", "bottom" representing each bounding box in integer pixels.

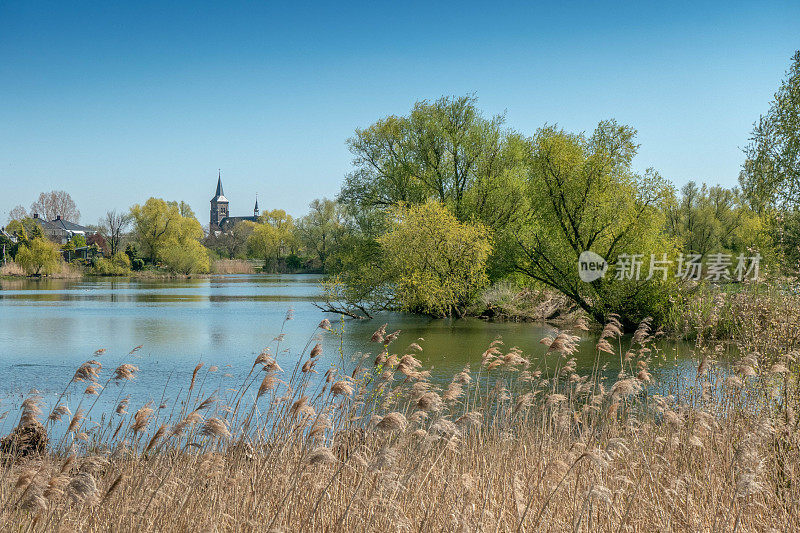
[{"left": 1, "top": 1, "right": 799, "bottom": 226}]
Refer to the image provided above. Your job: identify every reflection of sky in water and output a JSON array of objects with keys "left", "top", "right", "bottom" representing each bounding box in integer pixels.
[{"left": 0, "top": 275, "right": 698, "bottom": 435}]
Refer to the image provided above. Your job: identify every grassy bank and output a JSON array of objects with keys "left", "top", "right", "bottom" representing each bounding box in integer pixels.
[{"left": 1, "top": 312, "right": 799, "bottom": 531}]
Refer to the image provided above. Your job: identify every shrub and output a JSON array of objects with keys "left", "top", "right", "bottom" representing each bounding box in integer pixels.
[
  {"left": 160, "top": 240, "right": 210, "bottom": 274},
  {"left": 15, "top": 237, "right": 61, "bottom": 276},
  {"left": 377, "top": 200, "right": 493, "bottom": 317},
  {"left": 285, "top": 254, "right": 304, "bottom": 271},
  {"left": 92, "top": 252, "right": 132, "bottom": 276}
]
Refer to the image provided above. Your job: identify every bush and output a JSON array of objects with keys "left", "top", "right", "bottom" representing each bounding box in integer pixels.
[
  {"left": 285, "top": 254, "right": 304, "bottom": 271},
  {"left": 91, "top": 252, "right": 132, "bottom": 276},
  {"left": 160, "top": 241, "right": 210, "bottom": 274},
  {"left": 15, "top": 237, "right": 61, "bottom": 276},
  {"left": 377, "top": 200, "right": 493, "bottom": 317}
]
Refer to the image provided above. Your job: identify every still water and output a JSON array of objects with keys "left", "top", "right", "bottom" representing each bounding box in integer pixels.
[{"left": 0, "top": 274, "right": 693, "bottom": 432}]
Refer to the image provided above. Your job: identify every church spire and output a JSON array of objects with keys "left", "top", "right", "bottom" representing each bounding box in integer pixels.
[
  {"left": 215, "top": 170, "right": 224, "bottom": 197},
  {"left": 254, "top": 194, "right": 260, "bottom": 217}
]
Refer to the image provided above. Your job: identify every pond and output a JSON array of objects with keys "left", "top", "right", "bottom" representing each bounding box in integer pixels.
[{"left": 0, "top": 274, "right": 696, "bottom": 433}]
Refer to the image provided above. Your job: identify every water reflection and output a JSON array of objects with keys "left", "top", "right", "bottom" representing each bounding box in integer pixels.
[{"left": 0, "top": 275, "right": 694, "bottom": 433}]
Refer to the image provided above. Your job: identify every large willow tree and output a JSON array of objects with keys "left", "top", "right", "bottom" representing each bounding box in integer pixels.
[
  {"left": 338, "top": 95, "right": 530, "bottom": 287},
  {"left": 340, "top": 95, "right": 529, "bottom": 233},
  {"left": 513, "top": 120, "right": 677, "bottom": 325}
]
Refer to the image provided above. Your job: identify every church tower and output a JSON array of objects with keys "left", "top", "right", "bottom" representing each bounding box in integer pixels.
[
  {"left": 254, "top": 194, "right": 260, "bottom": 218},
  {"left": 210, "top": 171, "right": 229, "bottom": 230}
]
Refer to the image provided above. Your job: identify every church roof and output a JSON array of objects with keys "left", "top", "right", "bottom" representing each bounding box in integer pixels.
[
  {"left": 219, "top": 215, "right": 259, "bottom": 228},
  {"left": 211, "top": 172, "right": 229, "bottom": 203}
]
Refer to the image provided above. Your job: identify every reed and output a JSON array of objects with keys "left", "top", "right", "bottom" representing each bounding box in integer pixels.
[
  {"left": 0, "top": 261, "right": 26, "bottom": 276},
  {"left": 211, "top": 259, "right": 256, "bottom": 275},
  {"left": 1, "top": 311, "right": 799, "bottom": 532}
]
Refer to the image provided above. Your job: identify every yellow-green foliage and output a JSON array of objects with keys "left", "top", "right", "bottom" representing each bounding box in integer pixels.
[
  {"left": 129, "top": 198, "right": 208, "bottom": 273},
  {"left": 665, "top": 182, "right": 775, "bottom": 263},
  {"left": 247, "top": 222, "right": 280, "bottom": 263},
  {"left": 378, "top": 200, "right": 492, "bottom": 317},
  {"left": 517, "top": 121, "right": 679, "bottom": 324},
  {"left": 247, "top": 210, "right": 294, "bottom": 266},
  {"left": 14, "top": 237, "right": 61, "bottom": 276},
  {"left": 93, "top": 252, "right": 132, "bottom": 275},
  {"left": 160, "top": 240, "right": 210, "bottom": 275}
]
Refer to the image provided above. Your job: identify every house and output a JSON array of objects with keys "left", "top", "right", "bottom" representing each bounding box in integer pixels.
[
  {"left": 0, "top": 227, "right": 17, "bottom": 244},
  {"left": 32, "top": 214, "right": 91, "bottom": 245}
]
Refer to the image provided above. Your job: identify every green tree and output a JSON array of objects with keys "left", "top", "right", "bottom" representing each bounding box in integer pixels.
[
  {"left": 339, "top": 95, "right": 529, "bottom": 233},
  {"left": 378, "top": 200, "right": 493, "bottom": 317},
  {"left": 16, "top": 237, "right": 61, "bottom": 276},
  {"left": 130, "top": 198, "right": 182, "bottom": 262},
  {"left": 665, "top": 182, "right": 771, "bottom": 259},
  {"left": 30, "top": 223, "right": 44, "bottom": 240},
  {"left": 247, "top": 210, "right": 295, "bottom": 268},
  {"left": 160, "top": 240, "right": 210, "bottom": 275},
  {"left": 205, "top": 220, "right": 254, "bottom": 259},
  {"left": 5, "top": 219, "right": 29, "bottom": 244},
  {"left": 337, "top": 96, "right": 531, "bottom": 286},
  {"left": 62, "top": 240, "right": 76, "bottom": 261},
  {"left": 740, "top": 51, "right": 800, "bottom": 211},
  {"left": 295, "top": 198, "right": 347, "bottom": 272},
  {"left": 129, "top": 198, "right": 205, "bottom": 268},
  {"left": 247, "top": 223, "right": 281, "bottom": 269},
  {"left": 70, "top": 234, "right": 87, "bottom": 248},
  {"left": 513, "top": 121, "right": 677, "bottom": 325}
]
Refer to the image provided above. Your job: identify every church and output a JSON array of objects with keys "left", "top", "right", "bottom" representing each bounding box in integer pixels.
[{"left": 209, "top": 172, "right": 260, "bottom": 232}]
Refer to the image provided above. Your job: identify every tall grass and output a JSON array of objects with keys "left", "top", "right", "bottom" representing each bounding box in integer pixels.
[
  {"left": 0, "top": 260, "right": 82, "bottom": 279},
  {"left": 1, "top": 311, "right": 799, "bottom": 531},
  {"left": 0, "top": 261, "right": 25, "bottom": 276},
  {"left": 211, "top": 259, "right": 256, "bottom": 275},
  {"left": 677, "top": 281, "right": 800, "bottom": 353},
  {"left": 476, "top": 282, "right": 579, "bottom": 321}
]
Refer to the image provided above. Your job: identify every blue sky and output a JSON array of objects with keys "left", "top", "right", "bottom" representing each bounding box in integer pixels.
[{"left": 1, "top": 1, "right": 799, "bottom": 226}]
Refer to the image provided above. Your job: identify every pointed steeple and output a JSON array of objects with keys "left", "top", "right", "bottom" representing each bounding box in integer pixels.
[
  {"left": 215, "top": 170, "right": 224, "bottom": 197},
  {"left": 254, "top": 194, "right": 260, "bottom": 217},
  {"left": 210, "top": 170, "right": 229, "bottom": 229},
  {"left": 211, "top": 170, "right": 228, "bottom": 203}
]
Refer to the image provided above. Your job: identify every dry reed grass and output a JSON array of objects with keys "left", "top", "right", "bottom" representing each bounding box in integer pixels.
[
  {"left": 0, "top": 260, "right": 83, "bottom": 279},
  {"left": 477, "top": 282, "right": 580, "bottom": 322},
  {"left": 211, "top": 259, "right": 256, "bottom": 275},
  {"left": 0, "top": 261, "right": 26, "bottom": 276},
  {"left": 51, "top": 262, "right": 84, "bottom": 279},
  {"left": 1, "top": 311, "right": 799, "bottom": 532}
]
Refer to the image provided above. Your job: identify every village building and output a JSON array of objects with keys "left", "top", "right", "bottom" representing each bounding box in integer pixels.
[
  {"left": 32, "top": 213, "right": 91, "bottom": 245},
  {"left": 210, "top": 172, "right": 260, "bottom": 233}
]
